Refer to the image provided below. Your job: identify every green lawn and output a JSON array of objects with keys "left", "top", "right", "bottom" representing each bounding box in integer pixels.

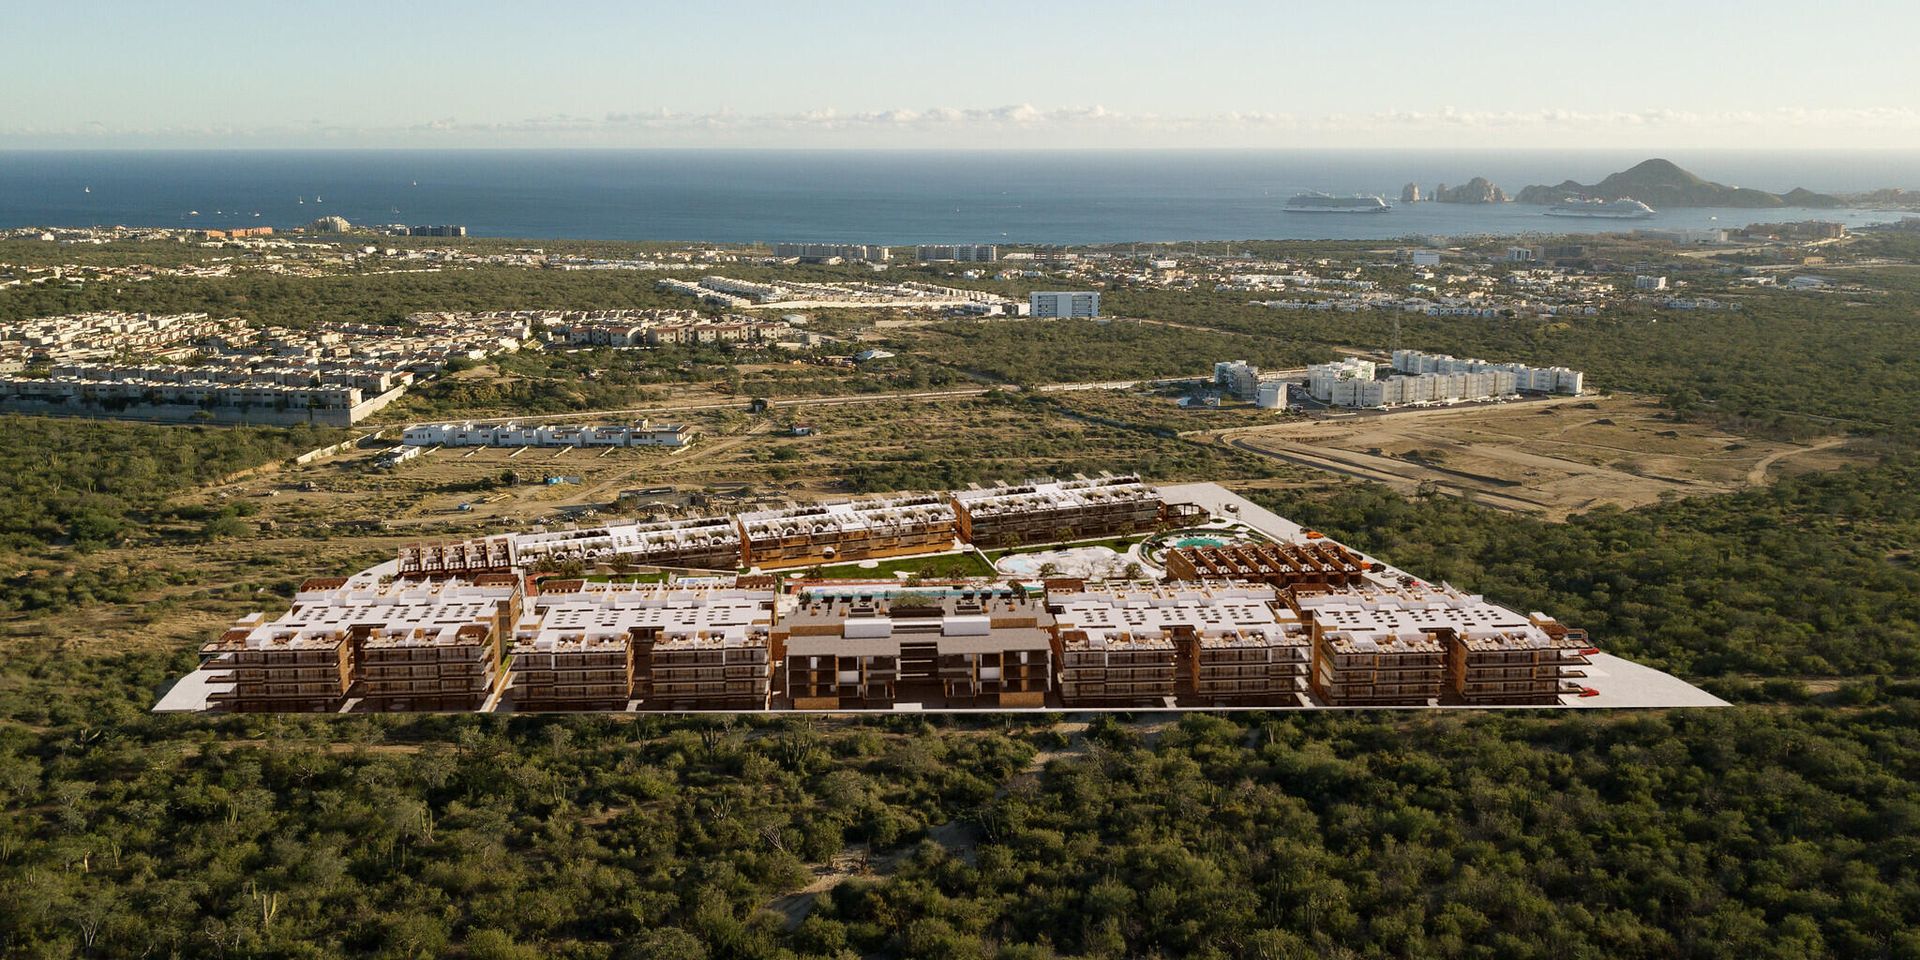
[
  {"left": 982, "top": 534, "right": 1145, "bottom": 560},
  {"left": 813, "top": 551, "right": 996, "bottom": 580},
  {"left": 584, "top": 571, "right": 672, "bottom": 584}
]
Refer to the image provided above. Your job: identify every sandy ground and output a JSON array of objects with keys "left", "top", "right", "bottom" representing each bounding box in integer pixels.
[{"left": 1210, "top": 394, "right": 1863, "bottom": 519}]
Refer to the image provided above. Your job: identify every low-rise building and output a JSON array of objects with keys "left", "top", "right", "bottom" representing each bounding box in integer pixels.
[
  {"left": 951, "top": 475, "right": 1166, "bottom": 549},
  {"left": 916, "top": 244, "right": 998, "bottom": 262},
  {"left": 514, "top": 581, "right": 775, "bottom": 710},
  {"left": 772, "top": 243, "right": 890, "bottom": 262},
  {"left": 737, "top": 494, "right": 956, "bottom": 568},
  {"left": 1048, "top": 583, "right": 1308, "bottom": 705},
  {"left": 1214, "top": 360, "right": 1261, "bottom": 401},
  {"left": 401, "top": 420, "right": 695, "bottom": 449},
  {"left": 201, "top": 575, "right": 522, "bottom": 713},
  {"left": 781, "top": 588, "right": 1052, "bottom": 709},
  {"left": 1287, "top": 584, "right": 1588, "bottom": 706},
  {"left": 1164, "top": 541, "right": 1369, "bottom": 589}
]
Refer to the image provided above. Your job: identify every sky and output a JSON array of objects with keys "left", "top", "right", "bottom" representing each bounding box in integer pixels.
[{"left": 3, "top": 0, "right": 1918, "bottom": 149}]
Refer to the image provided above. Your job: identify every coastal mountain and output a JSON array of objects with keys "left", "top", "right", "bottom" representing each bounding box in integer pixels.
[
  {"left": 1431, "top": 177, "right": 1508, "bottom": 204},
  {"left": 1515, "top": 158, "right": 1842, "bottom": 208}
]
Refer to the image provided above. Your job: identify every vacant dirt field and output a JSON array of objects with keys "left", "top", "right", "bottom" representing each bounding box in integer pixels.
[{"left": 1210, "top": 394, "right": 1864, "bottom": 519}]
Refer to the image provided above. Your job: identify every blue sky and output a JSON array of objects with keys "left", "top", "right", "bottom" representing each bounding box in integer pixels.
[{"left": 4, "top": 0, "right": 1917, "bottom": 148}]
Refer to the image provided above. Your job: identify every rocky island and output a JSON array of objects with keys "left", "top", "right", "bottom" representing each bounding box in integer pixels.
[
  {"left": 1431, "top": 177, "right": 1509, "bottom": 204},
  {"left": 1515, "top": 158, "right": 1841, "bottom": 208}
]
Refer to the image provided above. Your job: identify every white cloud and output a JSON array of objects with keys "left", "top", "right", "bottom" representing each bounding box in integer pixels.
[{"left": 8, "top": 104, "right": 1920, "bottom": 148}]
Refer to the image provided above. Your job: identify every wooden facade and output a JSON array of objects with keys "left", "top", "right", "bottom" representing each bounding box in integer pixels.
[{"left": 1164, "top": 541, "right": 1368, "bottom": 589}]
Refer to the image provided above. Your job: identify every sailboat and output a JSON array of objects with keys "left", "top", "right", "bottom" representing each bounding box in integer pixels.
[{"left": 83, "top": 186, "right": 91, "bottom": 194}]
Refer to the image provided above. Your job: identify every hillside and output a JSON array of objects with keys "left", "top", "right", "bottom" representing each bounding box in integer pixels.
[{"left": 1516, "top": 158, "right": 1842, "bottom": 208}]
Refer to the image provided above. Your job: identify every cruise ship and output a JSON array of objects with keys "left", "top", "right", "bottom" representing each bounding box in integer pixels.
[
  {"left": 1544, "top": 198, "right": 1657, "bottom": 219},
  {"left": 1284, "top": 192, "right": 1391, "bottom": 214}
]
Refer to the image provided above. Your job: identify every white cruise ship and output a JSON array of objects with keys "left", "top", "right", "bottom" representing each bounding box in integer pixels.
[
  {"left": 1284, "top": 192, "right": 1391, "bottom": 214},
  {"left": 1544, "top": 198, "right": 1657, "bottom": 219}
]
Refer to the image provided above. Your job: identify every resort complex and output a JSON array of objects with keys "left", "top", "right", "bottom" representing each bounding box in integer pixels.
[{"left": 157, "top": 478, "right": 1701, "bottom": 715}]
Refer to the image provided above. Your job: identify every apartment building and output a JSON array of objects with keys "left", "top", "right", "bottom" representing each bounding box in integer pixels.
[
  {"left": 1213, "top": 360, "right": 1261, "bottom": 401},
  {"left": 1047, "top": 583, "right": 1309, "bottom": 705},
  {"left": 915, "top": 244, "right": 998, "bottom": 262},
  {"left": 400, "top": 515, "right": 742, "bottom": 578},
  {"left": 1287, "top": 584, "right": 1588, "bottom": 705},
  {"left": 736, "top": 494, "right": 956, "bottom": 568},
  {"left": 513, "top": 581, "right": 776, "bottom": 710},
  {"left": 780, "top": 588, "right": 1052, "bottom": 709},
  {"left": 772, "top": 243, "right": 891, "bottom": 262},
  {"left": 1306, "top": 357, "right": 1377, "bottom": 401},
  {"left": 398, "top": 535, "right": 518, "bottom": 578},
  {"left": 0, "top": 312, "right": 247, "bottom": 363},
  {"left": 401, "top": 420, "right": 695, "bottom": 449},
  {"left": 357, "top": 576, "right": 522, "bottom": 711},
  {"left": 1029, "top": 291, "right": 1100, "bottom": 318},
  {"left": 201, "top": 575, "right": 522, "bottom": 713},
  {"left": 514, "top": 516, "right": 743, "bottom": 571},
  {"left": 199, "top": 578, "right": 361, "bottom": 713},
  {"left": 1444, "top": 612, "right": 1591, "bottom": 705},
  {"left": 951, "top": 475, "right": 1166, "bottom": 548},
  {"left": 1390, "top": 349, "right": 1584, "bottom": 396},
  {"left": 1163, "top": 541, "right": 1369, "bottom": 589}
]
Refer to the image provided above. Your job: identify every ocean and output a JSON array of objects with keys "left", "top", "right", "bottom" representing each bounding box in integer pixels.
[{"left": 1, "top": 149, "right": 1913, "bottom": 245}]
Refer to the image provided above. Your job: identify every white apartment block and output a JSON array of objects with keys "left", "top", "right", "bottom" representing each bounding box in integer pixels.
[
  {"left": 1030, "top": 291, "right": 1100, "bottom": 318},
  {"left": 1306, "top": 357, "right": 1377, "bottom": 402},
  {"left": 1391, "top": 350, "right": 1583, "bottom": 396},
  {"left": 916, "top": 244, "right": 998, "bottom": 262},
  {"left": 771, "top": 243, "right": 891, "bottom": 262},
  {"left": 1255, "top": 380, "right": 1289, "bottom": 409},
  {"left": 1213, "top": 360, "right": 1261, "bottom": 401},
  {"left": 401, "top": 420, "right": 695, "bottom": 449}
]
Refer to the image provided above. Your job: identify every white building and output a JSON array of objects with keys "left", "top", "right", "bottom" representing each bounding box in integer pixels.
[
  {"left": 1306, "top": 357, "right": 1377, "bottom": 402},
  {"left": 1255, "top": 380, "right": 1289, "bottom": 409},
  {"left": 916, "top": 244, "right": 997, "bottom": 262},
  {"left": 772, "top": 243, "right": 890, "bottom": 262},
  {"left": 1030, "top": 291, "right": 1100, "bottom": 319},
  {"left": 1410, "top": 250, "right": 1442, "bottom": 268},
  {"left": 1633, "top": 275, "right": 1668, "bottom": 291},
  {"left": 1391, "top": 350, "right": 1582, "bottom": 396},
  {"left": 1213, "top": 360, "right": 1260, "bottom": 401},
  {"left": 402, "top": 420, "right": 695, "bottom": 449}
]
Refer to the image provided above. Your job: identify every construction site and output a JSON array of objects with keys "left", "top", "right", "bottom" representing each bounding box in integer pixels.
[{"left": 158, "top": 482, "right": 1725, "bottom": 714}]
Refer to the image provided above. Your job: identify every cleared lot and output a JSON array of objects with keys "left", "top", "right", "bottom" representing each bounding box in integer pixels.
[{"left": 1211, "top": 394, "right": 1863, "bottom": 519}]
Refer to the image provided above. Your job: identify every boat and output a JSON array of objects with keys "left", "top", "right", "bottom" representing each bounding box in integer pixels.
[
  {"left": 83, "top": 186, "right": 90, "bottom": 194},
  {"left": 1544, "top": 198, "right": 1657, "bottom": 219},
  {"left": 1284, "top": 192, "right": 1391, "bottom": 214}
]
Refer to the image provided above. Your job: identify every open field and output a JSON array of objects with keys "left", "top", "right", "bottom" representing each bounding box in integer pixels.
[{"left": 1208, "top": 393, "right": 1868, "bottom": 519}]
